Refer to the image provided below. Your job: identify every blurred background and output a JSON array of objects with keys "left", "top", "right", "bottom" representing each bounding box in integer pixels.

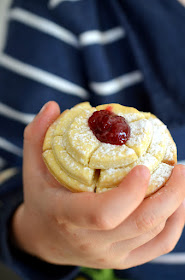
[
  {"left": 0, "top": 0, "right": 10, "bottom": 51},
  {"left": 0, "top": 1, "right": 21, "bottom": 279}
]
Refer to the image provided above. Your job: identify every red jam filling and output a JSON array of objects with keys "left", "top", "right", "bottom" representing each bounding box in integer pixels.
[{"left": 88, "top": 109, "right": 130, "bottom": 145}]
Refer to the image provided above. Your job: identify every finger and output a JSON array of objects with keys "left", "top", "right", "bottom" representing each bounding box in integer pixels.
[
  {"left": 56, "top": 165, "right": 150, "bottom": 230},
  {"left": 23, "top": 101, "right": 60, "bottom": 173},
  {"left": 118, "top": 203, "right": 185, "bottom": 269},
  {"left": 101, "top": 165, "right": 185, "bottom": 242},
  {"left": 110, "top": 221, "right": 166, "bottom": 258}
]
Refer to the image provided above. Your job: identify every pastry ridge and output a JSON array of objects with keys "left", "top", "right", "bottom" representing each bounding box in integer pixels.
[{"left": 43, "top": 103, "right": 177, "bottom": 197}]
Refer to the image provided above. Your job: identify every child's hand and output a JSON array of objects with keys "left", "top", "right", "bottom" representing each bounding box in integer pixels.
[
  {"left": 179, "top": 0, "right": 185, "bottom": 7},
  {"left": 11, "top": 101, "right": 185, "bottom": 269}
]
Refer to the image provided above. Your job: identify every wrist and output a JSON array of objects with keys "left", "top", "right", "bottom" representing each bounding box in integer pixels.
[{"left": 10, "top": 204, "right": 39, "bottom": 257}]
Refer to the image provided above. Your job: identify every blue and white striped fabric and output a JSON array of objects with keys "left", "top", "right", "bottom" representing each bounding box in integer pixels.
[{"left": 1, "top": 0, "right": 185, "bottom": 279}]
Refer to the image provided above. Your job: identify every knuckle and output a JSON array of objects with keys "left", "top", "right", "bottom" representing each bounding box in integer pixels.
[
  {"left": 96, "top": 257, "right": 107, "bottom": 265},
  {"left": 150, "top": 222, "right": 166, "bottom": 237},
  {"left": 100, "top": 262, "right": 113, "bottom": 269},
  {"left": 79, "top": 242, "right": 93, "bottom": 253},
  {"left": 113, "top": 254, "right": 129, "bottom": 270},
  {"left": 94, "top": 259, "right": 111, "bottom": 269},
  {"left": 161, "top": 240, "right": 176, "bottom": 255},
  {"left": 91, "top": 211, "right": 114, "bottom": 230},
  {"left": 135, "top": 212, "right": 157, "bottom": 234},
  {"left": 171, "top": 188, "right": 182, "bottom": 205},
  {"left": 80, "top": 243, "right": 107, "bottom": 263},
  {"left": 95, "top": 252, "right": 116, "bottom": 269},
  {"left": 57, "top": 221, "right": 71, "bottom": 234}
]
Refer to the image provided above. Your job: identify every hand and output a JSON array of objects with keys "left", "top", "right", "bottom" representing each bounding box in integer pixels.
[{"left": 11, "top": 101, "right": 185, "bottom": 269}]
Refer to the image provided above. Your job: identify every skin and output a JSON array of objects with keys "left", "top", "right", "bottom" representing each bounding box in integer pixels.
[
  {"left": 179, "top": 0, "right": 185, "bottom": 5},
  {"left": 11, "top": 101, "right": 185, "bottom": 270}
]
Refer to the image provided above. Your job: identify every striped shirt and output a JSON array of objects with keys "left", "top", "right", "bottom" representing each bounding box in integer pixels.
[{"left": 1, "top": 0, "right": 185, "bottom": 279}]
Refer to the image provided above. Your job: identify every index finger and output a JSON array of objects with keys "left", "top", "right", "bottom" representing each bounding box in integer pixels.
[
  {"left": 103, "top": 164, "right": 185, "bottom": 242},
  {"left": 55, "top": 165, "right": 150, "bottom": 230}
]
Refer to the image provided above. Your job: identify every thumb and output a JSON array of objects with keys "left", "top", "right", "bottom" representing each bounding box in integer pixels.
[
  {"left": 23, "top": 101, "right": 60, "bottom": 173},
  {"left": 59, "top": 165, "right": 150, "bottom": 230}
]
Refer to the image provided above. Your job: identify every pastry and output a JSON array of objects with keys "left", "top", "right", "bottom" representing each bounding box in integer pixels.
[{"left": 42, "top": 102, "right": 177, "bottom": 197}]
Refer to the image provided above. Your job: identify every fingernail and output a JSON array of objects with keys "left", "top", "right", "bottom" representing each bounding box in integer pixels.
[
  {"left": 38, "top": 103, "right": 48, "bottom": 115},
  {"left": 135, "top": 165, "right": 150, "bottom": 178}
]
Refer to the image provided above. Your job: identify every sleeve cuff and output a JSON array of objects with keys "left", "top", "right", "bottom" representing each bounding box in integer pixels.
[{"left": 0, "top": 171, "right": 79, "bottom": 280}]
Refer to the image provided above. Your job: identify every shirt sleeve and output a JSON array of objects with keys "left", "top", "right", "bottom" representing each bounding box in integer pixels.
[
  {"left": 0, "top": 0, "right": 85, "bottom": 278},
  {"left": 0, "top": 170, "right": 79, "bottom": 280}
]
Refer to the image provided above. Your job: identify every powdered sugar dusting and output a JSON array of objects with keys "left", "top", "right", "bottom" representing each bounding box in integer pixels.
[
  {"left": 147, "top": 120, "right": 167, "bottom": 160},
  {"left": 118, "top": 112, "right": 144, "bottom": 123},
  {"left": 96, "top": 187, "right": 114, "bottom": 193},
  {"left": 97, "top": 153, "right": 158, "bottom": 188},
  {"left": 132, "top": 153, "right": 159, "bottom": 173},
  {"left": 52, "top": 136, "right": 94, "bottom": 185},
  {"left": 126, "top": 119, "right": 153, "bottom": 156},
  {"left": 127, "top": 119, "right": 152, "bottom": 145},
  {"left": 163, "top": 131, "right": 177, "bottom": 163},
  {"left": 98, "top": 165, "right": 131, "bottom": 187},
  {"left": 65, "top": 109, "right": 100, "bottom": 165},
  {"left": 147, "top": 163, "right": 173, "bottom": 195},
  {"left": 43, "top": 103, "right": 177, "bottom": 196},
  {"left": 89, "top": 143, "right": 137, "bottom": 169},
  {"left": 43, "top": 150, "right": 95, "bottom": 192}
]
